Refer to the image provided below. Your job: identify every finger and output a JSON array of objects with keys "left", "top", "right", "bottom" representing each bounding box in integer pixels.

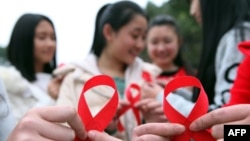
[
  {"left": 146, "top": 106, "right": 164, "bottom": 115},
  {"left": 133, "top": 134, "right": 170, "bottom": 141},
  {"left": 155, "top": 114, "right": 168, "bottom": 122},
  {"left": 7, "top": 128, "right": 54, "bottom": 141},
  {"left": 37, "top": 119, "right": 76, "bottom": 141},
  {"left": 119, "top": 100, "right": 130, "bottom": 107},
  {"left": 135, "top": 99, "right": 154, "bottom": 108},
  {"left": 211, "top": 117, "right": 250, "bottom": 139},
  {"left": 190, "top": 105, "right": 250, "bottom": 131},
  {"left": 145, "top": 115, "right": 167, "bottom": 123},
  {"left": 146, "top": 101, "right": 162, "bottom": 111},
  {"left": 88, "top": 130, "right": 122, "bottom": 141},
  {"left": 153, "top": 106, "right": 164, "bottom": 114},
  {"left": 33, "top": 106, "right": 87, "bottom": 140},
  {"left": 117, "top": 100, "right": 130, "bottom": 112},
  {"left": 21, "top": 136, "right": 54, "bottom": 141},
  {"left": 211, "top": 124, "right": 224, "bottom": 139},
  {"left": 132, "top": 123, "right": 185, "bottom": 138}
]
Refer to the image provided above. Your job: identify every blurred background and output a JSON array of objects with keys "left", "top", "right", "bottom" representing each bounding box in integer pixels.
[{"left": 0, "top": 0, "right": 201, "bottom": 69}]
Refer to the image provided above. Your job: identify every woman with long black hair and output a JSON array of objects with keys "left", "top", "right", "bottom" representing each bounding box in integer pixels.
[{"left": 190, "top": 0, "right": 250, "bottom": 110}]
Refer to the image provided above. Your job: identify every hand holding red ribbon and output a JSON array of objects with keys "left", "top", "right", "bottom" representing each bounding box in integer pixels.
[
  {"left": 117, "top": 83, "right": 141, "bottom": 131},
  {"left": 163, "top": 76, "right": 215, "bottom": 141},
  {"left": 75, "top": 75, "right": 119, "bottom": 141}
]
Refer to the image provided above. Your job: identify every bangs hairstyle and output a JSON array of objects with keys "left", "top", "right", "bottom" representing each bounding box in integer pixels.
[
  {"left": 7, "top": 13, "right": 57, "bottom": 82},
  {"left": 90, "top": 1, "right": 148, "bottom": 57},
  {"left": 147, "top": 15, "right": 195, "bottom": 75}
]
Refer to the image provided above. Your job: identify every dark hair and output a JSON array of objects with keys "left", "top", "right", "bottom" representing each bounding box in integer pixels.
[
  {"left": 90, "top": 1, "right": 148, "bottom": 57},
  {"left": 147, "top": 15, "right": 195, "bottom": 75},
  {"left": 7, "top": 13, "right": 57, "bottom": 82},
  {"left": 193, "top": 0, "right": 250, "bottom": 104}
]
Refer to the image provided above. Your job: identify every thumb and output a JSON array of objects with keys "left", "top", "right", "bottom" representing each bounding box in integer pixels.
[{"left": 88, "top": 130, "right": 121, "bottom": 141}]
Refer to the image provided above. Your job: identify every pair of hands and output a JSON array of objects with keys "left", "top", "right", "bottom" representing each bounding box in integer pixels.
[{"left": 8, "top": 104, "right": 250, "bottom": 141}]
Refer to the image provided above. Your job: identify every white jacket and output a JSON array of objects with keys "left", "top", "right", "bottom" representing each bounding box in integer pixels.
[
  {"left": 55, "top": 54, "right": 161, "bottom": 141},
  {"left": 0, "top": 79, "right": 16, "bottom": 141},
  {"left": 0, "top": 66, "right": 55, "bottom": 121}
]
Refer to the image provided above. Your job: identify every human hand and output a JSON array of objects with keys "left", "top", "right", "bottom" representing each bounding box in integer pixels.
[
  {"left": 141, "top": 82, "right": 163, "bottom": 99},
  {"left": 105, "top": 100, "right": 130, "bottom": 133},
  {"left": 132, "top": 123, "right": 185, "bottom": 141},
  {"left": 48, "top": 77, "right": 63, "bottom": 99},
  {"left": 135, "top": 98, "right": 167, "bottom": 123},
  {"left": 190, "top": 104, "right": 250, "bottom": 140},
  {"left": 8, "top": 106, "right": 87, "bottom": 141},
  {"left": 88, "top": 130, "right": 122, "bottom": 141}
]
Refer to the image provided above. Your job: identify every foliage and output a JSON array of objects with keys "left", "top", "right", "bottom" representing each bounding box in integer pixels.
[
  {"left": 141, "top": 0, "right": 202, "bottom": 69},
  {"left": 0, "top": 46, "right": 7, "bottom": 65}
]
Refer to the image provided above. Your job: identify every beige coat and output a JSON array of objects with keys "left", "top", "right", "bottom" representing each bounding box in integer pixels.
[
  {"left": 55, "top": 54, "right": 161, "bottom": 141},
  {"left": 0, "top": 66, "right": 55, "bottom": 122}
]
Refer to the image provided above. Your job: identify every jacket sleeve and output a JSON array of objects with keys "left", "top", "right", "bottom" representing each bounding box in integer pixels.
[
  {"left": 56, "top": 72, "right": 79, "bottom": 108},
  {"left": 0, "top": 79, "right": 16, "bottom": 141},
  {"left": 213, "top": 30, "right": 244, "bottom": 108},
  {"left": 226, "top": 57, "right": 250, "bottom": 106}
]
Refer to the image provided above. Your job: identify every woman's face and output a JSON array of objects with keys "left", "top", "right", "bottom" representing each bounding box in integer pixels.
[
  {"left": 106, "top": 14, "right": 147, "bottom": 65},
  {"left": 147, "top": 25, "right": 180, "bottom": 68},
  {"left": 34, "top": 20, "right": 56, "bottom": 65},
  {"left": 190, "top": 0, "right": 202, "bottom": 25}
]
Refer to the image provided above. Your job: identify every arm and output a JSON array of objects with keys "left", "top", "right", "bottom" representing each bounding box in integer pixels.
[{"left": 7, "top": 106, "right": 87, "bottom": 141}]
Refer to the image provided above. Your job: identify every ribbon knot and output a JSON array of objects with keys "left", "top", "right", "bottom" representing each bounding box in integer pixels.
[
  {"left": 117, "top": 83, "right": 141, "bottom": 131},
  {"left": 163, "top": 76, "right": 215, "bottom": 141},
  {"left": 75, "top": 75, "right": 119, "bottom": 141}
]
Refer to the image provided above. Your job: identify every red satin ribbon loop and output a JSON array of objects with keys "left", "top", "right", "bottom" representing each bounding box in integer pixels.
[
  {"left": 163, "top": 76, "right": 215, "bottom": 141},
  {"left": 117, "top": 83, "right": 141, "bottom": 131},
  {"left": 75, "top": 75, "right": 119, "bottom": 141}
]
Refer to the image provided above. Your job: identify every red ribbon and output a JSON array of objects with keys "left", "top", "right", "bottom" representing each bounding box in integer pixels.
[
  {"left": 117, "top": 83, "right": 141, "bottom": 131},
  {"left": 238, "top": 41, "right": 250, "bottom": 56},
  {"left": 75, "top": 75, "right": 119, "bottom": 141},
  {"left": 163, "top": 76, "right": 215, "bottom": 141},
  {"left": 142, "top": 71, "right": 153, "bottom": 83}
]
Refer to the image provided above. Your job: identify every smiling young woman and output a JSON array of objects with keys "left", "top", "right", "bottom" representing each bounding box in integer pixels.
[
  {"left": 0, "top": 13, "right": 57, "bottom": 122},
  {"left": 54, "top": 1, "right": 161, "bottom": 141}
]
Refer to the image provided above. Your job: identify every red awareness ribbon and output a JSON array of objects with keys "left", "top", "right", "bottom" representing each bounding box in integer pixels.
[
  {"left": 142, "top": 71, "right": 153, "bottom": 83},
  {"left": 117, "top": 83, "right": 141, "bottom": 131},
  {"left": 163, "top": 76, "right": 215, "bottom": 141},
  {"left": 74, "top": 75, "right": 119, "bottom": 141},
  {"left": 238, "top": 41, "right": 250, "bottom": 56}
]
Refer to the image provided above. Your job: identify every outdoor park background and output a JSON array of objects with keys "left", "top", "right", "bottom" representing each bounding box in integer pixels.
[{"left": 0, "top": 0, "right": 202, "bottom": 69}]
